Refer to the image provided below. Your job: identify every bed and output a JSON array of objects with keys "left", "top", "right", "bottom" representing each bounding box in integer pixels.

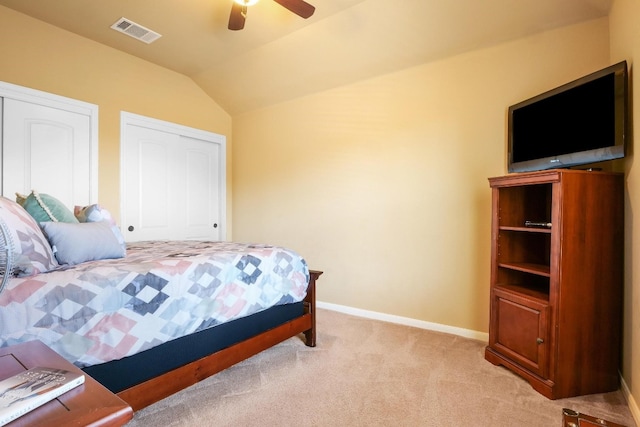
[{"left": 0, "top": 194, "right": 321, "bottom": 410}]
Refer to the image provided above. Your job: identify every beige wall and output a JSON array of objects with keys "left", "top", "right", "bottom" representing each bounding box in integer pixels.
[
  {"left": 0, "top": 6, "right": 233, "bottom": 235},
  {"left": 232, "top": 19, "right": 610, "bottom": 332},
  {"left": 610, "top": 0, "right": 640, "bottom": 419}
]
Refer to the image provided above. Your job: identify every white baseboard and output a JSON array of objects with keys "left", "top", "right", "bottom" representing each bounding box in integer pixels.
[
  {"left": 620, "top": 375, "right": 640, "bottom": 426},
  {"left": 316, "top": 301, "right": 489, "bottom": 342}
]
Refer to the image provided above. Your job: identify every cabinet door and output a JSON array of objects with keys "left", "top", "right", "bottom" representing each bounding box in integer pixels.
[{"left": 489, "top": 288, "right": 550, "bottom": 378}]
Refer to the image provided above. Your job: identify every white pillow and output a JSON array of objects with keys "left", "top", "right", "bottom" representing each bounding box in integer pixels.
[
  {"left": 40, "top": 221, "right": 126, "bottom": 265},
  {"left": 74, "top": 204, "right": 126, "bottom": 255}
]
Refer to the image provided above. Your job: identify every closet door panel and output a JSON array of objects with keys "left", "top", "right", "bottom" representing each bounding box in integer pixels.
[
  {"left": 183, "top": 135, "right": 221, "bottom": 240},
  {"left": 2, "top": 98, "right": 91, "bottom": 207},
  {"left": 123, "top": 124, "right": 181, "bottom": 242}
]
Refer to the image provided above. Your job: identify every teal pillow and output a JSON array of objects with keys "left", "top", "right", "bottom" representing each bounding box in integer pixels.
[{"left": 16, "top": 191, "right": 78, "bottom": 224}]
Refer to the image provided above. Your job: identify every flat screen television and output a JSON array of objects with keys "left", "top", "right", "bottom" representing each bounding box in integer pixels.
[{"left": 508, "top": 61, "right": 628, "bottom": 173}]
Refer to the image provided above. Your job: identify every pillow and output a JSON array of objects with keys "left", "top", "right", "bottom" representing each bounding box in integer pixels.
[
  {"left": 17, "top": 190, "right": 78, "bottom": 223},
  {"left": 40, "top": 221, "right": 126, "bottom": 265},
  {"left": 0, "top": 196, "right": 58, "bottom": 277},
  {"left": 74, "top": 204, "right": 126, "bottom": 255}
]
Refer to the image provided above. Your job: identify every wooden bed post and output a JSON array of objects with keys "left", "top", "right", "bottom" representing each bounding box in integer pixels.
[{"left": 304, "top": 270, "right": 323, "bottom": 347}]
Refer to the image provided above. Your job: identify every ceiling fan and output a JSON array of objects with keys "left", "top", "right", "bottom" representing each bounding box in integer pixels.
[{"left": 228, "top": 0, "right": 316, "bottom": 30}]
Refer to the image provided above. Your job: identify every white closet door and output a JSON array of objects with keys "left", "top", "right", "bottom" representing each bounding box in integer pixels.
[
  {"left": 2, "top": 97, "right": 94, "bottom": 207},
  {"left": 123, "top": 125, "right": 178, "bottom": 241},
  {"left": 121, "top": 113, "right": 226, "bottom": 242},
  {"left": 182, "top": 135, "right": 222, "bottom": 240}
]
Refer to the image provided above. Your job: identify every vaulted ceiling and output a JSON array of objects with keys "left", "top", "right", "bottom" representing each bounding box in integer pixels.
[{"left": 0, "top": 0, "right": 613, "bottom": 115}]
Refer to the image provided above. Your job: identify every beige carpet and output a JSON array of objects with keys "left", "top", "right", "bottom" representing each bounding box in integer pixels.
[{"left": 125, "top": 309, "right": 636, "bottom": 426}]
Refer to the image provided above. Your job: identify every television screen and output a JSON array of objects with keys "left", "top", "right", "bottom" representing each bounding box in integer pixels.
[{"left": 508, "top": 61, "right": 628, "bottom": 173}]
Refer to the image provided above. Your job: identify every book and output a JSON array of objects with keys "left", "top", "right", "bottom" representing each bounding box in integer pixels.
[{"left": 0, "top": 367, "right": 85, "bottom": 426}]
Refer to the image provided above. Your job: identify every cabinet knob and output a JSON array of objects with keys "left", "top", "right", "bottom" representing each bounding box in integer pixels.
[
  {"left": 536, "top": 338, "right": 544, "bottom": 345},
  {"left": 128, "top": 226, "right": 134, "bottom": 232}
]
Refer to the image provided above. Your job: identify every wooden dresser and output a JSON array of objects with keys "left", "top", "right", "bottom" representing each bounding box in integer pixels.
[{"left": 484, "top": 169, "right": 624, "bottom": 399}]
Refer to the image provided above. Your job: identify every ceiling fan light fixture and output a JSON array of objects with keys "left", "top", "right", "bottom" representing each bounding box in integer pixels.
[{"left": 229, "top": 0, "right": 314, "bottom": 30}]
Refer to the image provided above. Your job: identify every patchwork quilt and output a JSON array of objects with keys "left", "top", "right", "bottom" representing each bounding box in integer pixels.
[{"left": 0, "top": 241, "right": 309, "bottom": 368}]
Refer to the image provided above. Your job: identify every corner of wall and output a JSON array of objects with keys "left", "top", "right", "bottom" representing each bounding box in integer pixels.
[{"left": 621, "top": 375, "right": 640, "bottom": 426}]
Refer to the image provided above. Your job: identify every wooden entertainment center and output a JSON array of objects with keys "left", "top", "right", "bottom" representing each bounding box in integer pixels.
[{"left": 484, "top": 169, "right": 624, "bottom": 399}]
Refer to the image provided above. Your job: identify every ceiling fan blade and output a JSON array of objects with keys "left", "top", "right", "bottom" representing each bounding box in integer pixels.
[
  {"left": 228, "top": 2, "right": 246, "bottom": 30},
  {"left": 272, "top": 0, "right": 315, "bottom": 19}
]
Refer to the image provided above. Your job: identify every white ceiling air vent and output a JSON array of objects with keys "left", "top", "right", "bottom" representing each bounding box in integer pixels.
[{"left": 110, "top": 17, "right": 162, "bottom": 44}]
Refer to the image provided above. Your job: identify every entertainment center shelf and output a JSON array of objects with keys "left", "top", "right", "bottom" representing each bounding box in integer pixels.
[
  {"left": 497, "top": 262, "right": 550, "bottom": 277},
  {"left": 500, "top": 226, "right": 552, "bottom": 232},
  {"left": 485, "top": 169, "right": 623, "bottom": 399}
]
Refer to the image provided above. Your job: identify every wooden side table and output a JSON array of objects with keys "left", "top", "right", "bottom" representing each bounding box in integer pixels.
[
  {"left": 0, "top": 340, "right": 133, "bottom": 426},
  {"left": 562, "top": 408, "right": 627, "bottom": 427}
]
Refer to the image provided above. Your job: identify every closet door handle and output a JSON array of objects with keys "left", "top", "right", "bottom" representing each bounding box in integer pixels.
[{"left": 128, "top": 226, "right": 134, "bottom": 232}]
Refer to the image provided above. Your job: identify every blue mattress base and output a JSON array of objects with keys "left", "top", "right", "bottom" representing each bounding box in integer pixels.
[{"left": 83, "top": 302, "right": 304, "bottom": 393}]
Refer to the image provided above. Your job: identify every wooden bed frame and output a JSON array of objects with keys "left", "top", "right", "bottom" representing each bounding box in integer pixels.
[{"left": 117, "top": 270, "right": 323, "bottom": 411}]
